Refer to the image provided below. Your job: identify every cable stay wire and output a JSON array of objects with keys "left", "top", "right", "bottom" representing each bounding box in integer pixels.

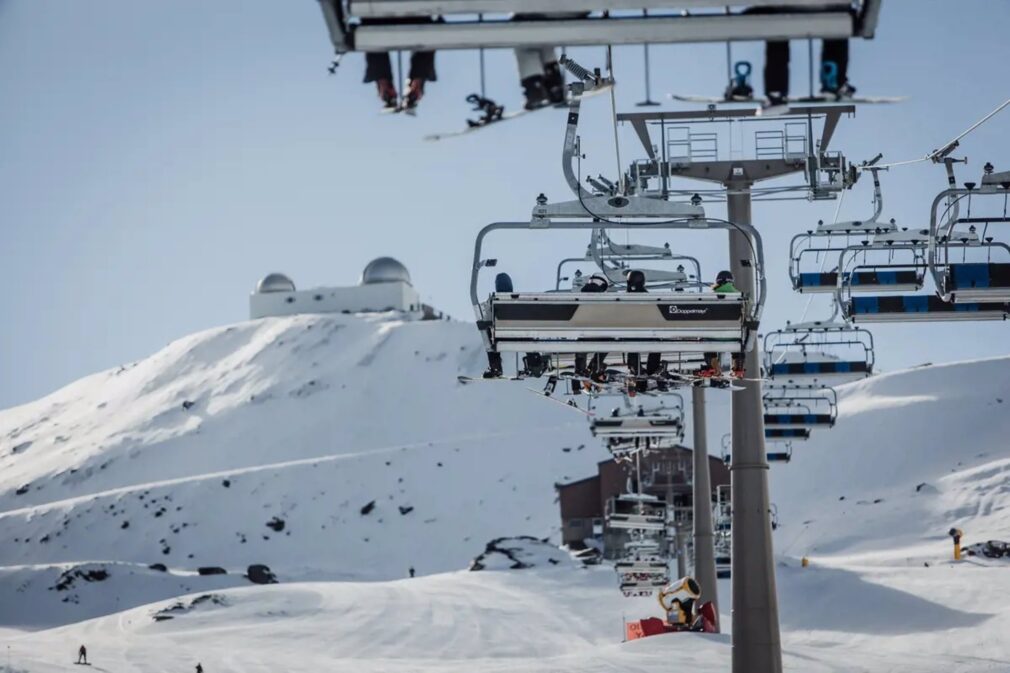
[{"left": 873, "top": 96, "right": 1010, "bottom": 169}]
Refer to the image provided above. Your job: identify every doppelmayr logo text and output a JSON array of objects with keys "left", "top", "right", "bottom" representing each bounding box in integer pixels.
[{"left": 667, "top": 306, "right": 708, "bottom": 315}]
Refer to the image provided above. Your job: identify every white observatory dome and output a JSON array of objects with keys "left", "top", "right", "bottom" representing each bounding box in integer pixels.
[
  {"left": 255, "top": 273, "right": 296, "bottom": 294},
  {"left": 360, "top": 257, "right": 411, "bottom": 285}
]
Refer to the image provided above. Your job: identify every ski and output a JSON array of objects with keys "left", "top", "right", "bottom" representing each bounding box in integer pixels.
[
  {"left": 668, "top": 93, "right": 906, "bottom": 107},
  {"left": 525, "top": 387, "right": 594, "bottom": 416}
]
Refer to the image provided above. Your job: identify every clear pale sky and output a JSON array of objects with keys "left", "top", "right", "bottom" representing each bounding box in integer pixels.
[{"left": 1, "top": 1, "right": 1008, "bottom": 409}]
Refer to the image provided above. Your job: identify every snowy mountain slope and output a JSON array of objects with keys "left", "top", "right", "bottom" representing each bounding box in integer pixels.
[
  {"left": 0, "top": 313, "right": 603, "bottom": 626},
  {"left": 771, "top": 356, "right": 1010, "bottom": 562},
  {"left": 4, "top": 306, "right": 1010, "bottom": 672},
  {"left": 7, "top": 562, "right": 1010, "bottom": 673}
]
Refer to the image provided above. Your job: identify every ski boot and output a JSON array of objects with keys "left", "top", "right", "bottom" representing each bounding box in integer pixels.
[
  {"left": 483, "top": 352, "right": 503, "bottom": 379},
  {"left": 822, "top": 82, "right": 857, "bottom": 101},
  {"left": 376, "top": 79, "right": 398, "bottom": 109},
  {"left": 696, "top": 354, "right": 723, "bottom": 379},
  {"left": 521, "top": 75, "right": 551, "bottom": 110},
  {"left": 766, "top": 90, "right": 787, "bottom": 107},
  {"left": 543, "top": 61, "right": 566, "bottom": 105},
  {"left": 522, "top": 352, "right": 549, "bottom": 378},
  {"left": 403, "top": 79, "right": 425, "bottom": 110}
]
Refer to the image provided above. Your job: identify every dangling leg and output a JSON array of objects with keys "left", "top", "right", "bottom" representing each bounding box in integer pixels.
[
  {"left": 365, "top": 52, "right": 398, "bottom": 108},
  {"left": 731, "top": 352, "right": 745, "bottom": 378},
  {"left": 539, "top": 47, "right": 565, "bottom": 104},
  {"left": 484, "top": 351, "right": 503, "bottom": 378},
  {"left": 404, "top": 50, "right": 436, "bottom": 109},
  {"left": 764, "top": 40, "right": 790, "bottom": 105},
  {"left": 515, "top": 47, "right": 550, "bottom": 110},
  {"left": 646, "top": 352, "right": 662, "bottom": 376},
  {"left": 821, "top": 39, "right": 853, "bottom": 98},
  {"left": 698, "top": 352, "right": 719, "bottom": 377},
  {"left": 589, "top": 353, "right": 608, "bottom": 382}
]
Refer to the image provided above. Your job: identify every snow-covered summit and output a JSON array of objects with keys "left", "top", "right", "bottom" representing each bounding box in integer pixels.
[{"left": 0, "top": 313, "right": 602, "bottom": 626}]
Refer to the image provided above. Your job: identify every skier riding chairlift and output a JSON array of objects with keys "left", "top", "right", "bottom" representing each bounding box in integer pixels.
[
  {"left": 482, "top": 272, "right": 514, "bottom": 378},
  {"left": 512, "top": 15, "right": 565, "bottom": 110},
  {"left": 625, "top": 269, "right": 662, "bottom": 389},
  {"left": 574, "top": 273, "right": 610, "bottom": 382},
  {"left": 699, "top": 270, "right": 745, "bottom": 378},
  {"left": 735, "top": 4, "right": 856, "bottom": 105},
  {"left": 362, "top": 16, "right": 438, "bottom": 110}
]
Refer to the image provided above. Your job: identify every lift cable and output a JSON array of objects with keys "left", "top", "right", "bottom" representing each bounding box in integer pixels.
[{"left": 874, "top": 96, "right": 1010, "bottom": 169}]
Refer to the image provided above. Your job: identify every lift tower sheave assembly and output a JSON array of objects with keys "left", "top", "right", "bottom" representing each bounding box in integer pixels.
[{"left": 619, "top": 104, "right": 855, "bottom": 673}]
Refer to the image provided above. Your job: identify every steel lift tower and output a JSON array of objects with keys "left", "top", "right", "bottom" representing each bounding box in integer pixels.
[{"left": 620, "top": 104, "right": 855, "bottom": 673}]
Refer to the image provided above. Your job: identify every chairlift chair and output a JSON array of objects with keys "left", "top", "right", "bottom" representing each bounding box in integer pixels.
[
  {"left": 765, "top": 428, "right": 809, "bottom": 442},
  {"left": 766, "top": 446, "right": 793, "bottom": 463},
  {"left": 763, "top": 321, "right": 874, "bottom": 384},
  {"left": 472, "top": 215, "right": 765, "bottom": 377},
  {"left": 930, "top": 173, "right": 1010, "bottom": 303},
  {"left": 319, "top": 1, "right": 882, "bottom": 56},
  {"left": 606, "top": 493, "right": 667, "bottom": 531},
  {"left": 789, "top": 226, "right": 929, "bottom": 294},
  {"left": 762, "top": 385, "right": 837, "bottom": 428},
  {"left": 839, "top": 227, "right": 1009, "bottom": 322}
]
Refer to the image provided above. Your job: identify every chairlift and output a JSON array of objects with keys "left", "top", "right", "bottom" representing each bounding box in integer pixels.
[
  {"left": 606, "top": 493, "right": 667, "bottom": 531},
  {"left": 763, "top": 385, "right": 837, "bottom": 428},
  {"left": 790, "top": 224, "right": 928, "bottom": 294},
  {"left": 318, "top": 1, "right": 882, "bottom": 56},
  {"left": 472, "top": 215, "right": 765, "bottom": 379},
  {"left": 763, "top": 321, "right": 874, "bottom": 384},
  {"left": 765, "top": 428, "right": 809, "bottom": 442},
  {"left": 766, "top": 446, "right": 793, "bottom": 463},
  {"left": 839, "top": 225, "right": 1009, "bottom": 322},
  {"left": 591, "top": 399, "right": 685, "bottom": 439},
  {"left": 930, "top": 168, "right": 1010, "bottom": 303}
]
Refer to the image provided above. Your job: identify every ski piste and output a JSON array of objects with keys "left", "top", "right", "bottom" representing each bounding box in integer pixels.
[{"left": 424, "top": 81, "right": 614, "bottom": 142}]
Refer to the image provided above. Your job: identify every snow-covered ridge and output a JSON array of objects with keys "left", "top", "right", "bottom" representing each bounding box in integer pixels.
[
  {"left": 0, "top": 313, "right": 603, "bottom": 626},
  {"left": 2, "top": 310, "right": 1009, "bottom": 637},
  {"left": 772, "top": 354, "right": 1010, "bottom": 562}
]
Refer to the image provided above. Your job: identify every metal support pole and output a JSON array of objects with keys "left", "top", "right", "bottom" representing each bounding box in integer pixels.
[
  {"left": 692, "top": 383, "right": 720, "bottom": 631},
  {"left": 728, "top": 185, "right": 782, "bottom": 673},
  {"left": 676, "top": 521, "right": 688, "bottom": 578}
]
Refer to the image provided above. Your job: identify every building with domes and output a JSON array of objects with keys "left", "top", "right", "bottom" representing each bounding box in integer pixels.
[{"left": 249, "top": 257, "right": 424, "bottom": 320}]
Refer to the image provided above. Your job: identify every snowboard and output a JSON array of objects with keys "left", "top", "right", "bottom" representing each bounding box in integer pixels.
[{"left": 424, "top": 82, "right": 615, "bottom": 142}]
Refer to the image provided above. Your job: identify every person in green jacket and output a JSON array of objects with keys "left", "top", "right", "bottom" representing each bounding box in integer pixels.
[
  {"left": 712, "top": 270, "right": 740, "bottom": 294},
  {"left": 701, "top": 271, "right": 743, "bottom": 378}
]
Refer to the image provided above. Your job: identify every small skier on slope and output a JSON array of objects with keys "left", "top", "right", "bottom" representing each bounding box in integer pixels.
[{"left": 77, "top": 645, "right": 88, "bottom": 665}]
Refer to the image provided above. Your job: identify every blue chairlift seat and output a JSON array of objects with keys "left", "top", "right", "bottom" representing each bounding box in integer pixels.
[{"left": 848, "top": 295, "right": 1009, "bottom": 322}]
